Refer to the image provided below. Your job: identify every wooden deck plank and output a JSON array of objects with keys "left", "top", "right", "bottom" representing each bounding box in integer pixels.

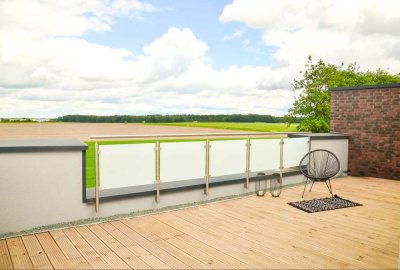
[
  {"left": 243, "top": 192, "right": 399, "bottom": 243},
  {"left": 129, "top": 215, "right": 183, "bottom": 241},
  {"left": 99, "top": 222, "right": 171, "bottom": 269},
  {"left": 140, "top": 215, "right": 249, "bottom": 269},
  {"left": 111, "top": 220, "right": 190, "bottom": 269},
  {"left": 165, "top": 236, "right": 231, "bottom": 269},
  {"left": 207, "top": 201, "right": 395, "bottom": 269},
  {"left": 245, "top": 196, "right": 397, "bottom": 246},
  {"left": 21, "top": 235, "right": 53, "bottom": 269},
  {"left": 0, "top": 239, "right": 13, "bottom": 270},
  {"left": 236, "top": 194, "right": 398, "bottom": 258},
  {"left": 87, "top": 224, "right": 151, "bottom": 269},
  {"left": 218, "top": 191, "right": 397, "bottom": 268},
  {"left": 74, "top": 226, "right": 130, "bottom": 269},
  {"left": 152, "top": 214, "right": 254, "bottom": 269},
  {"left": 155, "top": 211, "right": 292, "bottom": 269},
  {"left": 6, "top": 237, "right": 33, "bottom": 269},
  {"left": 50, "top": 230, "right": 92, "bottom": 269},
  {"left": 245, "top": 193, "right": 399, "bottom": 241},
  {"left": 123, "top": 216, "right": 213, "bottom": 269},
  {"left": 98, "top": 223, "right": 149, "bottom": 256},
  {"left": 35, "top": 233, "right": 72, "bottom": 270},
  {"left": 153, "top": 239, "right": 212, "bottom": 269},
  {"left": 173, "top": 207, "right": 339, "bottom": 269},
  {"left": 256, "top": 190, "right": 400, "bottom": 251},
  {"left": 202, "top": 200, "right": 373, "bottom": 269},
  {"left": 173, "top": 209, "right": 312, "bottom": 269},
  {"left": 63, "top": 228, "right": 111, "bottom": 270}
]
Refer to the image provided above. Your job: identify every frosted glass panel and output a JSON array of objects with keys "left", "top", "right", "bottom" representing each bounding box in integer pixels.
[
  {"left": 250, "top": 139, "right": 280, "bottom": 172},
  {"left": 283, "top": 137, "right": 309, "bottom": 168},
  {"left": 210, "top": 140, "right": 246, "bottom": 176},
  {"left": 161, "top": 141, "right": 205, "bottom": 182},
  {"left": 99, "top": 144, "right": 155, "bottom": 189}
]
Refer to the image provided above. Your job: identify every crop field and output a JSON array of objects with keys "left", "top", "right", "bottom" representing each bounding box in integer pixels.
[{"left": 146, "top": 122, "right": 297, "bottom": 132}]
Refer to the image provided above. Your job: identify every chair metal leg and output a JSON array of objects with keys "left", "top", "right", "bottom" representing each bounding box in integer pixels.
[
  {"left": 302, "top": 178, "right": 309, "bottom": 198},
  {"left": 309, "top": 181, "right": 315, "bottom": 192},
  {"left": 325, "top": 179, "right": 334, "bottom": 196}
]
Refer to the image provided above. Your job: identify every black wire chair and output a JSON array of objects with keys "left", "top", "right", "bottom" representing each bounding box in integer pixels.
[{"left": 299, "top": 149, "right": 340, "bottom": 198}]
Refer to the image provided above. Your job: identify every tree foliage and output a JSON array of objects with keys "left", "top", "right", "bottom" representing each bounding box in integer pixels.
[
  {"left": 0, "top": 118, "right": 35, "bottom": 123},
  {"left": 286, "top": 56, "right": 400, "bottom": 133}
]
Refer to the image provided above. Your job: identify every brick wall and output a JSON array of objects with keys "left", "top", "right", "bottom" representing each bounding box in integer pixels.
[{"left": 330, "top": 84, "right": 400, "bottom": 180}]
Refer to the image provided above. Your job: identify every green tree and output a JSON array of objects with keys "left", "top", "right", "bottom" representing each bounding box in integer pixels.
[{"left": 286, "top": 56, "right": 400, "bottom": 133}]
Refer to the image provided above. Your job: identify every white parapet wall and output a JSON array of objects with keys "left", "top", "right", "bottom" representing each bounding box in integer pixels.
[
  {"left": 0, "top": 134, "right": 349, "bottom": 236},
  {"left": 288, "top": 133, "right": 349, "bottom": 174},
  {"left": 0, "top": 139, "right": 91, "bottom": 235}
]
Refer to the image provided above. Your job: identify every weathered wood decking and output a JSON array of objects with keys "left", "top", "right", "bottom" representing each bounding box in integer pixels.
[{"left": 0, "top": 176, "right": 399, "bottom": 269}]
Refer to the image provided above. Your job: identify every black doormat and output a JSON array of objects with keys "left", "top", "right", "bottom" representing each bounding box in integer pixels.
[{"left": 288, "top": 195, "right": 362, "bottom": 213}]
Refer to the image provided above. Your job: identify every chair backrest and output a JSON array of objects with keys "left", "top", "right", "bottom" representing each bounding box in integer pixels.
[{"left": 299, "top": 149, "right": 340, "bottom": 180}]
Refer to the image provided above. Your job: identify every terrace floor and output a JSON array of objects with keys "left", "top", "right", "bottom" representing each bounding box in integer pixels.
[{"left": 1, "top": 176, "right": 399, "bottom": 269}]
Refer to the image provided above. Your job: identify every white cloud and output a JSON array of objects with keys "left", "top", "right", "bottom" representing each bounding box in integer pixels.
[
  {"left": 0, "top": 0, "right": 294, "bottom": 118},
  {"left": 0, "top": 0, "right": 157, "bottom": 41},
  {"left": 223, "top": 29, "right": 245, "bottom": 40},
  {"left": 136, "top": 27, "right": 209, "bottom": 83},
  {"left": 220, "top": 0, "right": 400, "bottom": 73},
  {"left": 3, "top": 0, "right": 397, "bottom": 119}
]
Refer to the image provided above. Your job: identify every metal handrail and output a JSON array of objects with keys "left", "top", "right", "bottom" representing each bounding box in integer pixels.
[{"left": 90, "top": 131, "right": 309, "bottom": 140}]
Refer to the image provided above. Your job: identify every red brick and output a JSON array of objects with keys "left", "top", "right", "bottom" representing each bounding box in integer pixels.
[{"left": 331, "top": 87, "right": 400, "bottom": 180}]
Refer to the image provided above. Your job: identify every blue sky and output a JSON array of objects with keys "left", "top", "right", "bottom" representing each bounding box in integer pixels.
[
  {"left": 83, "top": 0, "right": 274, "bottom": 69},
  {"left": 0, "top": 0, "right": 399, "bottom": 118}
]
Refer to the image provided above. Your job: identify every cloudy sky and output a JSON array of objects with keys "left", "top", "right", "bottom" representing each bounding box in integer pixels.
[{"left": 1, "top": 0, "right": 399, "bottom": 118}]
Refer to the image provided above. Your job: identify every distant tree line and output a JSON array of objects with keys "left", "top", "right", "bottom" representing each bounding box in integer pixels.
[
  {"left": 0, "top": 118, "right": 36, "bottom": 122},
  {"left": 55, "top": 114, "right": 298, "bottom": 123}
]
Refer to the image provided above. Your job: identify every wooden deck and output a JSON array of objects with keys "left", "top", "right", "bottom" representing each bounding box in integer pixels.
[{"left": 0, "top": 176, "right": 399, "bottom": 269}]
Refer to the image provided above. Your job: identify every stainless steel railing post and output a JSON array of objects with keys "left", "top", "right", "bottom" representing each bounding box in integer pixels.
[
  {"left": 94, "top": 141, "right": 100, "bottom": 212},
  {"left": 155, "top": 139, "right": 161, "bottom": 203},
  {"left": 279, "top": 137, "right": 284, "bottom": 173},
  {"left": 204, "top": 138, "right": 210, "bottom": 195},
  {"left": 271, "top": 137, "right": 284, "bottom": 197},
  {"left": 245, "top": 137, "right": 251, "bottom": 189}
]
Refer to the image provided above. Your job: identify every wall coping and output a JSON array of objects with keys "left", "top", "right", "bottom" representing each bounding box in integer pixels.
[
  {"left": 0, "top": 139, "right": 88, "bottom": 152},
  {"left": 288, "top": 133, "right": 349, "bottom": 140},
  {"left": 330, "top": 83, "right": 400, "bottom": 91}
]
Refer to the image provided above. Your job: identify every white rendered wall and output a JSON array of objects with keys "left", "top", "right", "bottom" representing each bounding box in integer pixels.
[
  {"left": 310, "top": 139, "right": 349, "bottom": 173},
  {"left": 0, "top": 151, "right": 92, "bottom": 234}
]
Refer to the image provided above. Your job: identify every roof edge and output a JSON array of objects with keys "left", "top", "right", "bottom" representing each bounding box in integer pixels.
[{"left": 330, "top": 83, "right": 400, "bottom": 91}]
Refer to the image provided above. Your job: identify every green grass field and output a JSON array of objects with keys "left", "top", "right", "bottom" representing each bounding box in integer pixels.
[
  {"left": 85, "top": 122, "right": 297, "bottom": 188},
  {"left": 145, "top": 122, "right": 297, "bottom": 132}
]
